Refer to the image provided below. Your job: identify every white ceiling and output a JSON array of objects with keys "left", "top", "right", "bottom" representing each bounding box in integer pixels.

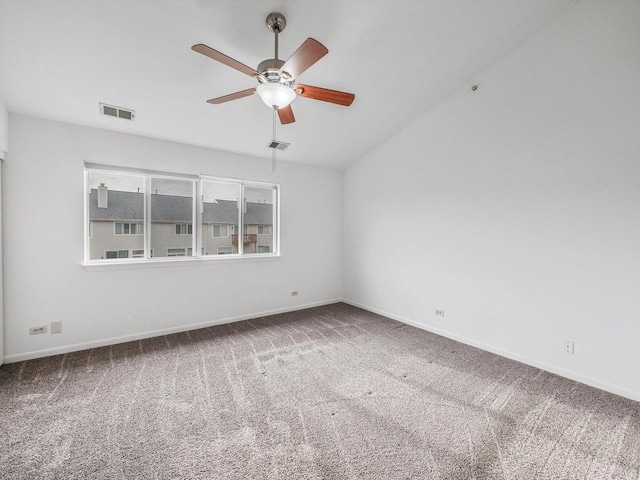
[{"left": 0, "top": 0, "right": 579, "bottom": 170}]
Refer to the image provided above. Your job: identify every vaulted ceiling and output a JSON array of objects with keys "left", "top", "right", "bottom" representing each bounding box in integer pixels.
[{"left": 0, "top": 0, "right": 579, "bottom": 169}]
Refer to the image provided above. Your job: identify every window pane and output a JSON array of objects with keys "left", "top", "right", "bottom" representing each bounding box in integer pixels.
[
  {"left": 151, "top": 178, "right": 194, "bottom": 258},
  {"left": 201, "top": 180, "right": 239, "bottom": 256},
  {"left": 243, "top": 186, "right": 275, "bottom": 255},
  {"left": 88, "top": 172, "right": 144, "bottom": 260}
]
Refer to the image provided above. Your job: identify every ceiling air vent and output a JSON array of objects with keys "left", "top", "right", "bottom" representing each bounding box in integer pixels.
[
  {"left": 267, "top": 140, "right": 290, "bottom": 151},
  {"left": 99, "top": 103, "right": 135, "bottom": 121}
]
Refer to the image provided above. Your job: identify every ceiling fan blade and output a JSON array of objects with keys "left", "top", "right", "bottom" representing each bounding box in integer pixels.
[
  {"left": 294, "top": 84, "right": 355, "bottom": 106},
  {"left": 206, "top": 88, "right": 256, "bottom": 104},
  {"left": 192, "top": 44, "right": 259, "bottom": 77},
  {"left": 279, "top": 38, "right": 328, "bottom": 80},
  {"left": 277, "top": 105, "right": 295, "bottom": 124}
]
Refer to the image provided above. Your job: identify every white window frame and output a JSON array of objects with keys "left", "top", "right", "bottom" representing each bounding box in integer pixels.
[
  {"left": 85, "top": 163, "right": 279, "bottom": 265},
  {"left": 217, "top": 246, "right": 233, "bottom": 255},
  {"left": 257, "top": 225, "right": 272, "bottom": 235}
]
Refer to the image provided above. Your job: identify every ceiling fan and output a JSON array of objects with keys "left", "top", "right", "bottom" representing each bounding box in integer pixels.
[{"left": 192, "top": 12, "right": 355, "bottom": 125}]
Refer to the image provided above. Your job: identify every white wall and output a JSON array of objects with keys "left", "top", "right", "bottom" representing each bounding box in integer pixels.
[
  {"left": 343, "top": 0, "right": 640, "bottom": 401},
  {"left": 0, "top": 100, "right": 7, "bottom": 155},
  {"left": 0, "top": 99, "right": 6, "bottom": 365},
  {"left": 4, "top": 114, "right": 342, "bottom": 361}
]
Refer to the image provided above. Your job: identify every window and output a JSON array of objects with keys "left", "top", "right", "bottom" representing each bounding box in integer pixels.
[
  {"left": 115, "top": 222, "right": 143, "bottom": 235},
  {"left": 131, "top": 249, "right": 153, "bottom": 258},
  {"left": 151, "top": 178, "right": 195, "bottom": 258},
  {"left": 201, "top": 179, "right": 239, "bottom": 256},
  {"left": 175, "top": 224, "right": 192, "bottom": 235},
  {"left": 105, "top": 250, "right": 129, "bottom": 259},
  {"left": 167, "top": 247, "right": 192, "bottom": 257},
  {"left": 212, "top": 224, "right": 228, "bottom": 237},
  {"left": 243, "top": 186, "right": 276, "bottom": 255},
  {"left": 87, "top": 171, "right": 144, "bottom": 261},
  {"left": 85, "top": 164, "right": 278, "bottom": 263}
]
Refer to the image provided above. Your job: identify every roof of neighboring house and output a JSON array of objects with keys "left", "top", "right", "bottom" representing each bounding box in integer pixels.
[{"left": 89, "top": 189, "right": 272, "bottom": 224}]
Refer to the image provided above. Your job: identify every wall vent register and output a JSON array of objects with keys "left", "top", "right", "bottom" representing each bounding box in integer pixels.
[{"left": 99, "top": 103, "right": 135, "bottom": 121}]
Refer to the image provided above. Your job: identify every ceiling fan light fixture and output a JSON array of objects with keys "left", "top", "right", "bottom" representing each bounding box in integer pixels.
[{"left": 256, "top": 83, "right": 296, "bottom": 109}]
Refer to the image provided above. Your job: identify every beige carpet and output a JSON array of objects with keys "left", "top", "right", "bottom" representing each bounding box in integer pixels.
[{"left": 1, "top": 303, "right": 638, "bottom": 479}]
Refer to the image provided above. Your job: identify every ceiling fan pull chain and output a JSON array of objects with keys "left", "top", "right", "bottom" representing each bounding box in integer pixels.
[{"left": 272, "top": 106, "right": 277, "bottom": 172}]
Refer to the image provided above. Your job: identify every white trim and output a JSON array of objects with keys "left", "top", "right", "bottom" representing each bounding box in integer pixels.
[
  {"left": 341, "top": 298, "right": 640, "bottom": 403},
  {"left": 3, "top": 299, "right": 342, "bottom": 364},
  {"left": 83, "top": 253, "right": 279, "bottom": 270},
  {"left": 85, "top": 161, "right": 196, "bottom": 180}
]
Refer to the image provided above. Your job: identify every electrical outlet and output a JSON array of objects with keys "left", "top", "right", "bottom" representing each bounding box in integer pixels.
[
  {"left": 51, "top": 321, "right": 62, "bottom": 334},
  {"left": 291, "top": 291, "right": 299, "bottom": 297},
  {"left": 564, "top": 339, "right": 574, "bottom": 354},
  {"left": 434, "top": 309, "right": 445, "bottom": 317},
  {"left": 29, "top": 325, "right": 47, "bottom": 335}
]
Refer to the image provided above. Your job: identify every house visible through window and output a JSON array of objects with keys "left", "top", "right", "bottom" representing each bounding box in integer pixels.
[{"left": 85, "top": 165, "right": 278, "bottom": 263}]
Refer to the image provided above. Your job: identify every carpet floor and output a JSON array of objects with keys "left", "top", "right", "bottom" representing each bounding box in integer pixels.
[{"left": 1, "top": 303, "right": 638, "bottom": 479}]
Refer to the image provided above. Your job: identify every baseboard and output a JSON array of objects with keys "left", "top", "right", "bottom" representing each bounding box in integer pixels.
[
  {"left": 342, "top": 298, "right": 640, "bottom": 403},
  {"left": 3, "top": 298, "right": 342, "bottom": 364}
]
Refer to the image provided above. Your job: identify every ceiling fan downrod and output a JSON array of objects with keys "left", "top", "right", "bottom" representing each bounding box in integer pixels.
[{"left": 266, "top": 12, "right": 286, "bottom": 61}]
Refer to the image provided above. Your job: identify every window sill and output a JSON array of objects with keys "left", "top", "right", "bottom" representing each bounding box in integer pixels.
[{"left": 83, "top": 253, "right": 280, "bottom": 271}]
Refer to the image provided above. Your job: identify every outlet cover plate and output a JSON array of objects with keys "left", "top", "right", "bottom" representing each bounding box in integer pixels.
[{"left": 29, "top": 325, "right": 47, "bottom": 335}]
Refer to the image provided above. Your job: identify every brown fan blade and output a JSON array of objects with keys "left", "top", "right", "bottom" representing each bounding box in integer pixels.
[
  {"left": 277, "top": 105, "right": 295, "bottom": 124},
  {"left": 279, "top": 38, "right": 328, "bottom": 80},
  {"left": 294, "top": 84, "right": 355, "bottom": 106},
  {"left": 192, "top": 44, "right": 259, "bottom": 77},
  {"left": 206, "top": 88, "right": 256, "bottom": 104}
]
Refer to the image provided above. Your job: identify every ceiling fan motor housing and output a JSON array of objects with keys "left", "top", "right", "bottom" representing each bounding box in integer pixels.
[{"left": 257, "top": 59, "right": 292, "bottom": 85}]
